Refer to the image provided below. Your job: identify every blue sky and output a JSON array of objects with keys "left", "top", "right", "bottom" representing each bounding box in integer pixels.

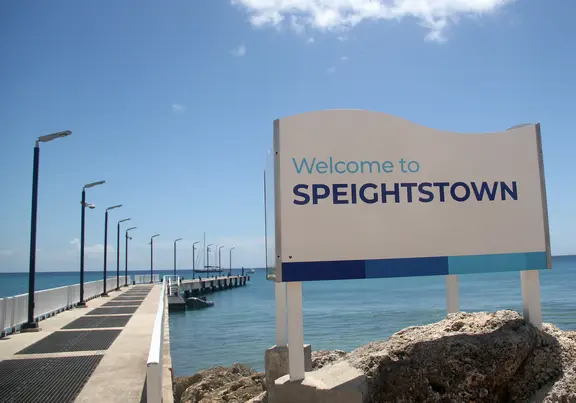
[{"left": 1, "top": 0, "right": 575, "bottom": 272}]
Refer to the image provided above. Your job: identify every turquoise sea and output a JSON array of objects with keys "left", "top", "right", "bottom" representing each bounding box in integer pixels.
[{"left": 1, "top": 256, "right": 576, "bottom": 377}]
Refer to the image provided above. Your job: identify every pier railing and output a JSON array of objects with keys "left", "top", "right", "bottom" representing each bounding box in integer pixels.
[
  {"left": 166, "top": 276, "right": 182, "bottom": 296},
  {"left": 146, "top": 276, "right": 167, "bottom": 402},
  {"left": 134, "top": 274, "right": 160, "bottom": 284},
  {"left": 0, "top": 276, "right": 126, "bottom": 336}
]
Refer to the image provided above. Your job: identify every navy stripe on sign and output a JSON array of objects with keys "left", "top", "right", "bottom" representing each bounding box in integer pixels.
[
  {"left": 282, "top": 260, "right": 366, "bottom": 282},
  {"left": 365, "top": 256, "right": 449, "bottom": 278}
]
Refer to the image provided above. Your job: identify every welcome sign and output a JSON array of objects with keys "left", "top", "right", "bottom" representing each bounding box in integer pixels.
[{"left": 271, "top": 110, "right": 551, "bottom": 282}]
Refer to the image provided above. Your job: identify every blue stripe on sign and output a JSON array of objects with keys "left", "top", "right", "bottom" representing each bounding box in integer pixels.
[
  {"left": 447, "top": 252, "right": 547, "bottom": 275},
  {"left": 365, "top": 256, "right": 449, "bottom": 278},
  {"left": 279, "top": 252, "right": 548, "bottom": 282},
  {"left": 282, "top": 259, "right": 365, "bottom": 282}
]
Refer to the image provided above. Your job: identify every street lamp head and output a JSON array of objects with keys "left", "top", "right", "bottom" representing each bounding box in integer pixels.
[
  {"left": 106, "top": 204, "right": 122, "bottom": 211},
  {"left": 119, "top": 218, "right": 131, "bottom": 224},
  {"left": 37, "top": 130, "right": 72, "bottom": 144},
  {"left": 126, "top": 226, "right": 137, "bottom": 232},
  {"left": 219, "top": 245, "right": 224, "bottom": 251},
  {"left": 193, "top": 240, "right": 200, "bottom": 245},
  {"left": 81, "top": 201, "right": 96, "bottom": 209},
  {"left": 84, "top": 180, "right": 106, "bottom": 189},
  {"left": 87, "top": 204, "right": 96, "bottom": 209},
  {"left": 230, "top": 246, "right": 236, "bottom": 251},
  {"left": 175, "top": 238, "right": 183, "bottom": 242},
  {"left": 151, "top": 234, "right": 160, "bottom": 239}
]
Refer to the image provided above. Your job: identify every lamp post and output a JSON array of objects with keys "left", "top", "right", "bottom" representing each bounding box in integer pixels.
[
  {"left": 229, "top": 246, "right": 236, "bottom": 276},
  {"left": 213, "top": 245, "right": 218, "bottom": 277},
  {"left": 218, "top": 245, "right": 224, "bottom": 277},
  {"left": 102, "top": 205, "right": 122, "bottom": 297},
  {"left": 207, "top": 244, "right": 213, "bottom": 277},
  {"left": 116, "top": 218, "right": 131, "bottom": 291},
  {"left": 125, "top": 226, "right": 137, "bottom": 287},
  {"left": 22, "top": 130, "right": 72, "bottom": 331},
  {"left": 173, "top": 238, "right": 182, "bottom": 278},
  {"left": 78, "top": 180, "right": 106, "bottom": 307},
  {"left": 150, "top": 234, "right": 160, "bottom": 283},
  {"left": 192, "top": 241, "right": 200, "bottom": 279}
]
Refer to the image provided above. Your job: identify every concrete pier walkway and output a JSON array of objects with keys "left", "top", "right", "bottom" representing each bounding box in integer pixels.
[{"left": 0, "top": 284, "right": 165, "bottom": 403}]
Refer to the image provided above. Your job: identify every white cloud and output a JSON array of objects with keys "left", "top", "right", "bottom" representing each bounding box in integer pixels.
[
  {"left": 172, "top": 103, "right": 185, "bottom": 113},
  {"left": 337, "top": 35, "right": 348, "bottom": 42},
  {"left": 340, "top": 56, "right": 348, "bottom": 61},
  {"left": 327, "top": 66, "right": 336, "bottom": 74},
  {"left": 0, "top": 249, "right": 14, "bottom": 257},
  {"left": 232, "top": 0, "right": 514, "bottom": 42},
  {"left": 307, "top": 37, "right": 315, "bottom": 44},
  {"left": 291, "top": 15, "right": 305, "bottom": 34},
  {"left": 231, "top": 43, "right": 247, "bottom": 57}
]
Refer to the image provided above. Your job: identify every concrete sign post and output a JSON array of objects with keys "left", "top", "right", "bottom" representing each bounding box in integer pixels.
[
  {"left": 267, "top": 110, "right": 551, "bottom": 384},
  {"left": 275, "top": 282, "right": 287, "bottom": 347},
  {"left": 446, "top": 275, "right": 459, "bottom": 314}
]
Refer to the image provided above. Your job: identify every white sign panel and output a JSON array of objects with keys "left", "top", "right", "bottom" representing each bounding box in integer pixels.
[{"left": 273, "top": 110, "right": 551, "bottom": 282}]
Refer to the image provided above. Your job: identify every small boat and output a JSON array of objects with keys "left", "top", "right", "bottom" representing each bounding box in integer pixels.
[{"left": 185, "top": 296, "right": 214, "bottom": 309}]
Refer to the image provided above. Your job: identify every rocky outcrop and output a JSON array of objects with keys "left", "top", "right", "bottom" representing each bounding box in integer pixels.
[
  {"left": 336, "top": 310, "right": 576, "bottom": 402},
  {"left": 311, "top": 349, "right": 348, "bottom": 370},
  {"left": 174, "top": 363, "right": 266, "bottom": 403},
  {"left": 175, "top": 310, "right": 575, "bottom": 402}
]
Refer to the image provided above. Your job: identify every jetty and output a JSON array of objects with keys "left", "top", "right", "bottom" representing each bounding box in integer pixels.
[
  {"left": 0, "top": 274, "right": 232, "bottom": 403},
  {"left": 166, "top": 275, "right": 250, "bottom": 311}
]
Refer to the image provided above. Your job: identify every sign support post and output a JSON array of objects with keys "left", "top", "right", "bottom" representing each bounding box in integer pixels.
[
  {"left": 275, "top": 282, "right": 288, "bottom": 346},
  {"left": 287, "top": 282, "right": 305, "bottom": 381},
  {"left": 446, "top": 275, "right": 459, "bottom": 314},
  {"left": 520, "top": 270, "right": 542, "bottom": 328}
]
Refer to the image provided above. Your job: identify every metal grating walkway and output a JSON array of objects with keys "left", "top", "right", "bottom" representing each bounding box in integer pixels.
[
  {"left": 102, "top": 301, "right": 142, "bottom": 307},
  {"left": 0, "top": 286, "right": 157, "bottom": 402},
  {"left": 113, "top": 296, "right": 146, "bottom": 300},
  {"left": 86, "top": 306, "right": 138, "bottom": 315},
  {"left": 63, "top": 315, "right": 132, "bottom": 329},
  {"left": 0, "top": 355, "right": 103, "bottom": 403},
  {"left": 16, "top": 330, "right": 122, "bottom": 354}
]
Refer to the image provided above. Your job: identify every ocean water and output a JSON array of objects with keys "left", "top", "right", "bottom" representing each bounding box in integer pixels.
[
  {"left": 1, "top": 257, "right": 576, "bottom": 378},
  {"left": 0, "top": 271, "right": 115, "bottom": 297},
  {"left": 168, "top": 256, "right": 576, "bottom": 377}
]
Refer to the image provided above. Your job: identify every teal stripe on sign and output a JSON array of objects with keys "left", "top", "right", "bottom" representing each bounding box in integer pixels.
[
  {"left": 525, "top": 251, "right": 549, "bottom": 270},
  {"left": 448, "top": 252, "right": 547, "bottom": 275}
]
